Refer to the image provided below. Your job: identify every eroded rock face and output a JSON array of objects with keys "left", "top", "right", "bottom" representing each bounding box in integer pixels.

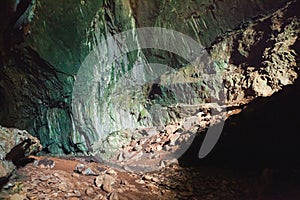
[
  {"left": 210, "top": 1, "right": 299, "bottom": 102},
  {"left": 0, "top": 0, "right": 298, "bottom": 157},
  {"left": 72, "top": 1, "right": 300, "bottom": 161},
  {"left": 0, "top": 47, "right": 74, "bottom": 154},
  {"left": 0, "top": 125, "right": 42, "bottom": 179}
]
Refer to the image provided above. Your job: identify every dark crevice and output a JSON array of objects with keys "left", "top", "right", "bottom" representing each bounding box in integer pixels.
[
  {"left": 0, "top": 175, "right": 11, "bottom": 191},
  {"left": 148, "top": 83, "right": 163, "bottom": 100},
  {"left": 0, "top": 87, "right": 7, "bottom": 121}
]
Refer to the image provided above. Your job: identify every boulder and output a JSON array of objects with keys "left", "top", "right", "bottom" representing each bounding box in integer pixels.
[{"left": 0, "top": 125, "right": 42, "bottom": 181}]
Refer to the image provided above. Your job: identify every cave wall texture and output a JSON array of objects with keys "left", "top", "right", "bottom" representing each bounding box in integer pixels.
[{"left": 0, "top": 0, "right": 299, "bottom": 157}]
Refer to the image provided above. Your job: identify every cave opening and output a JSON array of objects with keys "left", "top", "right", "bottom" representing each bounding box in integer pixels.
[{"left": 0, "top": 0, "right": 300, "bottom": 199}]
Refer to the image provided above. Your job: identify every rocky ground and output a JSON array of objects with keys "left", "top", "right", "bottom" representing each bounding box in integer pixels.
[
  {"left": 1, "top": 155, "right": 300, "bottom": 200},
  {"left": 93, "top": 101, "right": 247, "bottom": 173}
]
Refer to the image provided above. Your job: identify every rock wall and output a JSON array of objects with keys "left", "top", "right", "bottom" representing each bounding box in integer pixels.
[{"left": 0, "top": 0, "right": 298, "bottom": 157}]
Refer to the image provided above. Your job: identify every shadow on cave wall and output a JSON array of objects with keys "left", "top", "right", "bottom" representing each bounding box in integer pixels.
[
  {"left": 0, "top": 87, "right": 7, "bottom": 122},
  {"left": 179, "top": 76, "right": 300, "bottom": 171}
]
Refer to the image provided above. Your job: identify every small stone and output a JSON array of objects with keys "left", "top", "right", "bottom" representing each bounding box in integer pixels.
[
  {"left": 182, "top": 116, "right": 199, "bottom": 130},
  {"left": 96, "top": 174, "right": 115, "bottom": 193},
  {"left": 106, "top": 168, "right": 117, "bottom": 175},
  {"left": 103, "top": 182, "right": 113, "bottom": 193},
  {"left": 3, "top": 182, "right": 13, "bottom": 189},
  {"left": 127, "top": 184, "right": 136, "bottom": 189},
  {"left": 196, "top": 111, "right": 205, "bottom": 117},
  {"left": 135, "top": 179, "right": 145, "bottom": 184},
  {"left": 164, "top": 158, "right": 179, "bottom": 167},
  {"left": 75, "top": 163, "right": 85, "bottom": 173},
  {"left": 53, "top": 173, "right": 60, "bottom": 177},
  {"left": 143, "top": 175, "right": 152, "bottom": 181},
  {"left": 161, "top": 189, "right": 173, "bottom": 197},
  {"left": 85, "top": 188, "right": 94, "bottom": 196},
  {"left": 10, "top": 194, "right": 26, "bottom": 200},
  {"left": 165, "top": 125, "right": 178, "bottom": 134},
  {"left": 66, "top": 193, "right": 73, "bottom": 198},
  {"left": 93, "top": 194, "right": 105, "bottom": 200},
  {"left": 159, "top": 160, "right": 166, "bottom": 168},
  {"left": 26, "top": 193, "right": 37, "bottom": 199},
  {"left": 116, "top": 188, "right": 124, "bottom": 193},
  {"left": 36, "top": 158, "right": 55, "bottom": 169},
  {"left": 109, "top": 191, "right": 119, "bottom": 200},
  {"left": 82, "top": 167, "right": 97, "bottom": 176},
  {"left": 151, "top": 177, "right": 159, "bottom": 183},
  {"left": 73, "top": 190, "right": 81, "bottom": 197},
  {"left": 163, "top": 145, "right": 171, "bottom": 151},
  {"left": 148, "top": 153, "right": 155, "bottom": 159},
  {"left": 95, "top": 175, "right": 103, "bottom": 188},
  {"left": 72, "top": 172, "right": 80, "bottom": 178},
  {"left": 39, "top": 175, "right": 50, "bottom": 181},
  {"left": 120, "top": 179, "right": 129, "bottom": 185},
  {"left": 44, "top": 188, "right": 52, "bottom": 194},
  {"left": 37, "top": 194, "right": 46, "bottom": 199},
  {"left": 146, "top": 183, "right": 158, "bottom": 190},
  {"left": 133, "top": 145, "right": 143, "bottom": 151},
  {"left": 155, "top": 145, "right": 162, "bottom": 151},
  {"left": 145, "top": 147, "right": 152, "bottom": 153},
  {"left": 50, "top": 192, "right": 58, "bottom": 198},
  {"left": 169, "top": 133, "right": 180, "bottom": 146}
]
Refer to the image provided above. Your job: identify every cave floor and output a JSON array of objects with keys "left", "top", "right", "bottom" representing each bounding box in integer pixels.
[{"left": 1, "top": 156, "right": 300, "bottom": 200}]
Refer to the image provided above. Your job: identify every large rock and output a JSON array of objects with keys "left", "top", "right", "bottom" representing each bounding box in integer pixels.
[{"left": 0, "top": 125, "right": 42, "bottom": 179}]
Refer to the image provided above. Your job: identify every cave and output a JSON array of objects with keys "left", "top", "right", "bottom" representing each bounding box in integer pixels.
[{"left": 0, "top": 0, "right": 300, "bottom": 199}]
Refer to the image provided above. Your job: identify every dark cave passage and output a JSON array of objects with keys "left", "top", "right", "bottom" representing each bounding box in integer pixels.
[
  {"left": 0, "top": 87, "right": 8, "bottom": 122},
  {"left": 174, "top": 77, "right": 300, "bottom": 199},
  {"left": 179, "top": 77, "right": 300, "bottom": 171}
]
